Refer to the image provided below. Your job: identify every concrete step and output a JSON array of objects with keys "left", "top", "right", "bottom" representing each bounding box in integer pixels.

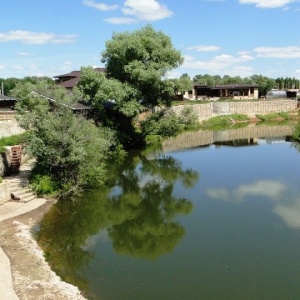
[
  {"left": 12, "top": 189, "right": 32, "bottom": 196},
  {"left": 20, "top": 194, "right": 36, "bottom": 203},
  {"left": 10, "top": 191, "right": 36, "bottom": 203}
]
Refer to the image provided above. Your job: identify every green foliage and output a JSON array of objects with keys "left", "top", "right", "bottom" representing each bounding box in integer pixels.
[
  {"left": 201, "top": 114, "right": 249, "bottom": 130},
  {"left": 145, "top": 135, "right": 162, "bottom": 146},
  {"left": 140, "top": 109, "right": 180, "bottom": 138},
  {"left": 0, "top": 132, "right": 29, "bottom": 152},
  {"left": 255, "top": 112, "right": 290, "bottom": 122},
  {"left": 101, "top": 25, "right": 183, "bottom": 109},
  {"left": 13, "top": 81, "right": 119, "bottom": 199},
  {"left": 0, "top": 177, "right": 2, "bottom": 184},
  {"left": 178, "top": 106, "right": 198, "bottom": 126},
  {"left": 277, "top": 111, "right": 290, "bottom": 120},
  {"left": 293, "top": 121, "right": 300, "bottom": 143},
  {"left": 30, "top": 174, "right": 58, "bottom": 196},
  {"left": 0, "top": 76, "right": 54, "bottom": 95},
  {"left": 141, "top": 107, "right": 198, "bottom": 144}
]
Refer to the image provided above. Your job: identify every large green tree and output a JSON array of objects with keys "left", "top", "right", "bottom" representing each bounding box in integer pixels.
[
  {"left": 77, "top": 26, "right": 185, "bottom": 146},
  {"left": 101, "top": 25, "right": 183, "bottom": 108}
]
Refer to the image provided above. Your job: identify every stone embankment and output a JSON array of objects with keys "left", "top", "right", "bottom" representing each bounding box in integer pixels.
[{"left": 170, "top": 99, "right": 298, "bottom": 121}]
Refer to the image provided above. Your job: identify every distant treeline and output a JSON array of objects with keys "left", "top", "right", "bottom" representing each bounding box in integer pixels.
[
  {"left": 1, "top": 74, "right": 299, "bottom": 97},
  {"left": 191, "top": 74, "right": 300, "bottom": 96},
  {"left": 0, "top": 76, "right": 54, "bottom": 95}
]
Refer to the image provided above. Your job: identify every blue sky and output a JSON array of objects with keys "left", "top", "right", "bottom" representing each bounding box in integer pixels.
[{"left": 1, "top": 0, "right": 300, "bottom": 80}]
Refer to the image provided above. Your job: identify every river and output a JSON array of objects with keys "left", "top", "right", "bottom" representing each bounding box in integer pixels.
[{"left": 36, "top": 123, "right": 300, "bottom": 300}]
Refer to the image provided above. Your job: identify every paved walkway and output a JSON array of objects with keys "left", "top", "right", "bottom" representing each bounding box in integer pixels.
[{"left": 0, "top": 160, "right": 46, "bottom": 300}]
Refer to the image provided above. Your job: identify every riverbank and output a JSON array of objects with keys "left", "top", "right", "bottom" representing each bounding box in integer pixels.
[
  {"left": 0, "top": 165, "right": 87, "bottom": 300},
  {"left": 0, "top": 199, "right": 87, "bottom": 300}
]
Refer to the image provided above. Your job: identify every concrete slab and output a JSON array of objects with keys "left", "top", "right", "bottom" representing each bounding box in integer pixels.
[
  {"left": 0, "top": 197, "right": 47, "bottom": 300},
  {"left": 0, "top": 248, "right": 19, "bottom": 300},
  {"left": 0, "top": 198, "right": 46, "bottom": 222}
]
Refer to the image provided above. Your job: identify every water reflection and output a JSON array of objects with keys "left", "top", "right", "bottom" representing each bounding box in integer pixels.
[
  {"left": 36, "top": 123, "right": 300, "bottom": 300},
  {"left": 36, "top": 151, "right": 198, "bottom": 290},
  {"left": 206, "top": 179, "right": 300, "bottom": 230}
]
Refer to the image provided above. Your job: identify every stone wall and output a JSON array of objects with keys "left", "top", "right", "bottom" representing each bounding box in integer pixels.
[
  {"left": 227, "top": 99, "right": 297, "bottom": 116},
  {"left": 170, "top": 99, "right": 298, "bottom": 121},
  {"left": 171, "top": 103, "right": 213, "bottom": 121},
  {"left": 0, "top": 119, "right": 24, "bottom": 138}
]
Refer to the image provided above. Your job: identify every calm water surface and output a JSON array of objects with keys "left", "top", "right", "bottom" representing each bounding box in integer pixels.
[{"left": 37, "top": 125, "right": 300, "bottom": 300}]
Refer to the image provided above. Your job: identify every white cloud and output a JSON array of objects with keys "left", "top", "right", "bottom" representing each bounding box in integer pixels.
[
  {"left": 205, "top": 180, "right": 300, "bottom": 229},
  {"left": 183, "top": 53, "right": 254, "bottom": 73},
  {"left": 122, "top": 0, "right": 173, "bottom": 21},
  {"left": 206, "top": 188, "right": 231, "bottom": 201},
  {"left": 273, "top": 198, "right": 300, "bottom": 229},
  {"left": 187, "top": 45, "right": 220, "bottom": 52},
  {"left": 12, "top": 66, "right": 24, "bottom": 70},
  {"left": 82, "top": 0, "right": 118, "bottom": 11},
  {"left": 28, "top": 64, "right": 39, "bottom": 70},
  {"left": 17, "top": 52, "right": 33, "bottom": 56},
  {"left": 0, "top": 65, "right": 5, "bottom": 69},
  {"left": 234, "top": 180, "right": 286, "bottom": 199},
  {"left": 105, "top": 17, "right": 138, "bottom": 24},
  {"left": 0, "top": 30, "right": 76, "bottom": 45},
  {"left": 254, "top": 46, "right": 300, "bottom": 58},
  {"left": 239, "top": 0, "right": 294, "bottom": 8}
]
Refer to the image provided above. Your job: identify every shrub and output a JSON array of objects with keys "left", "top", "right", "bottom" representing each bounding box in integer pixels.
[
  {"left": 140, "top": 109, "right": 180, "bottom": 138},
  {"left": 178, "top": 106, "right": 198, "bottom": 126},
  {"left": 30, "top": 174, "right": 58, "bottom": 196},
  {"left": 201, "top": 114, "right": 249, "bottom": 129}
]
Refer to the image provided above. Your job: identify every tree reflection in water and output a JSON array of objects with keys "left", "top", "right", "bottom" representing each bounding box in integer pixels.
[{"left": 36, "top": 150, "right": 199, "bottom": 290}]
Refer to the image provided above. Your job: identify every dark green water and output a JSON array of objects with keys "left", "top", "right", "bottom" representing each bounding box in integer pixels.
[{"left": 37, "top": 126, "right": 300, "bottom": 300}]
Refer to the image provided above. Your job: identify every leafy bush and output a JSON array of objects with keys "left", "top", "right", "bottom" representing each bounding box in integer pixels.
[
  {"left": 140, "top": 109, "right": 180, "bottom": 138},
  {"left": 145, "top": 135, "right": 162, "bottom": 145},
  {"left": 178, "top": 106, "right": 198, "bottom": 126},
  {"left": 140, "top": 107, "right": 199, "bottom": 143},
  {"left": 30, "top": 174, "right": 58, "bottom": 196}
]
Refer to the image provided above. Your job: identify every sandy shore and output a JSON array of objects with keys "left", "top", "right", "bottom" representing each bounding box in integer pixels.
[{"left": 0, "top": 200, "right": 87, "bottom": 300}]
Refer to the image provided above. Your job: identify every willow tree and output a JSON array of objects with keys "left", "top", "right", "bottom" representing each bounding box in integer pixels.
[
  {"left": 78, "top": 26, "right": 184, "bottom": 146},
  {"left": 101, "top": 24, "right": 183, "bottom": 108}
]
